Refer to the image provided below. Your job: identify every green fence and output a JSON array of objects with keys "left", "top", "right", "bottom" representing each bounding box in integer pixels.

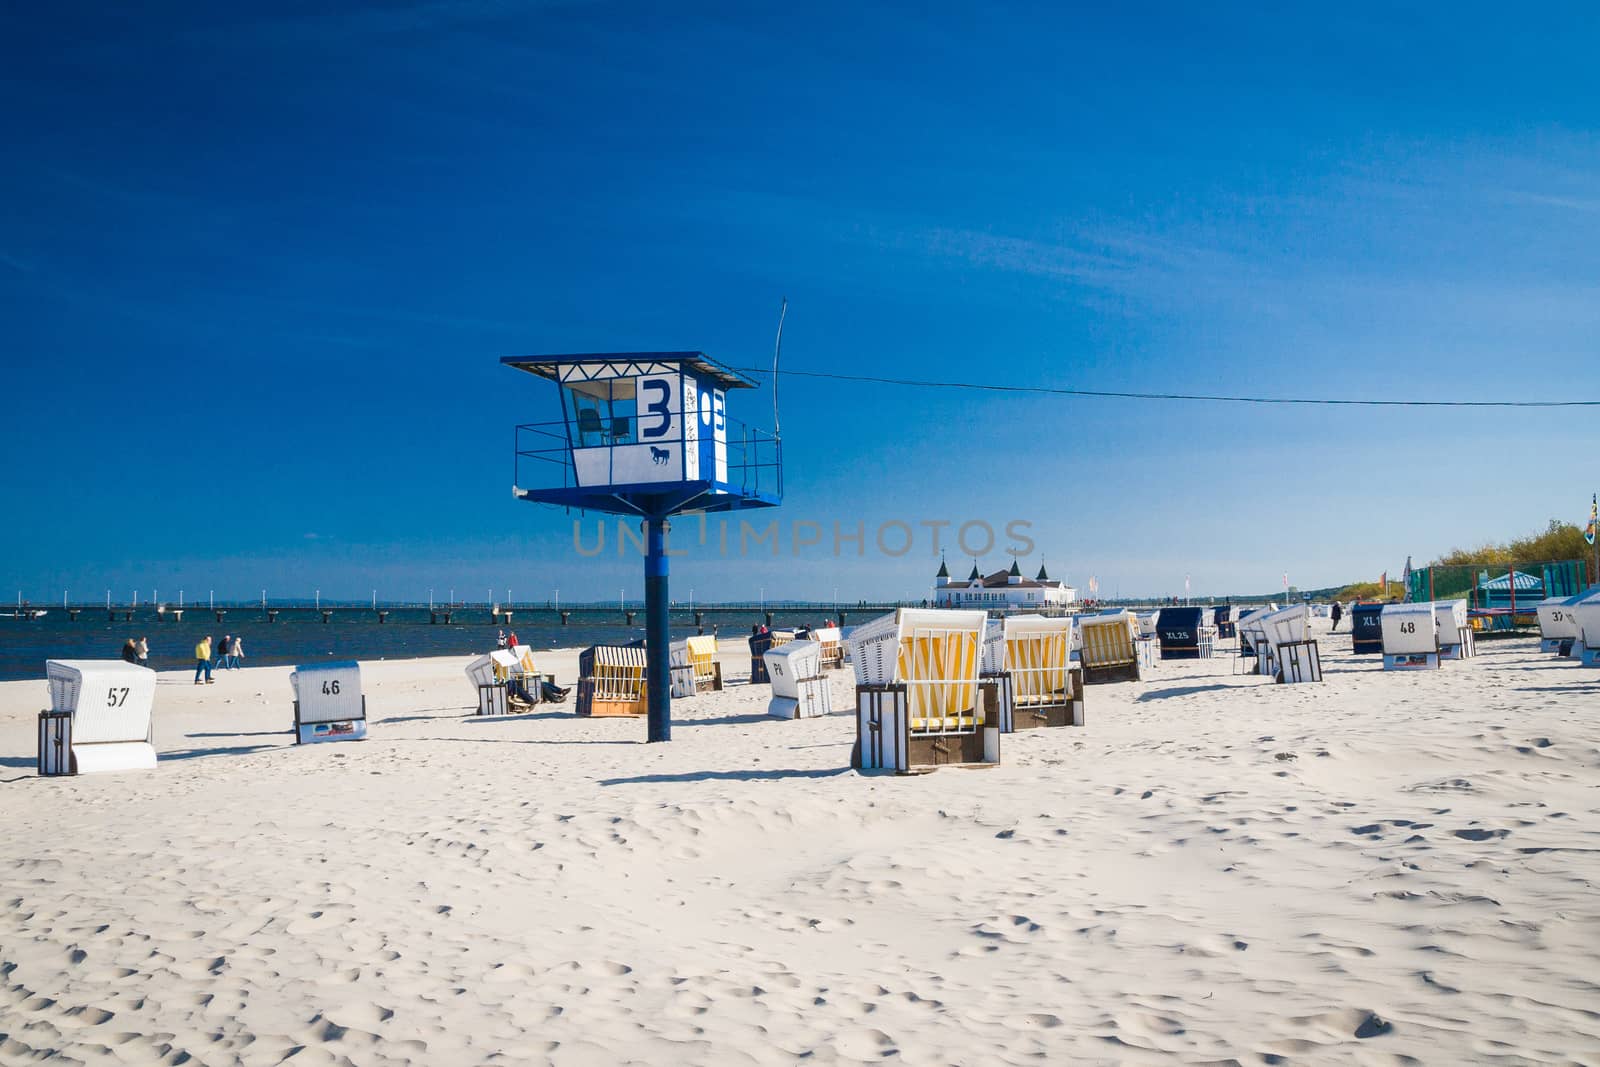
[{"left": 1406, "top": 560, "right": 1591, "bottom": 611}]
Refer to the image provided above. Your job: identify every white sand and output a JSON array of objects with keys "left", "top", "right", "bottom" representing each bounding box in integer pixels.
[{"left": 2, "top": 620, "right": 1599, "bottom": 1064}]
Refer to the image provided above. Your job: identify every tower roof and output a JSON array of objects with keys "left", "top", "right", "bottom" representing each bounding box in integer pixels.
[
  {"left": 936, "top": 556, "right": 949, "bottom": 579},
  {"left": 1036, "top": 561, "right": 1049, "bottom": 581},
  {"left": 968, "top": 562, "right": 981, "bottom": 581},
  {"left": 1009, "top": 559, "right": 1022, "bottom": 577}
]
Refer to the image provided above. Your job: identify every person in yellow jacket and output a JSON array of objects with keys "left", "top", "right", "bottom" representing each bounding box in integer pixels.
[{"left": 194, "top": 635, "right": 214, "bottom": 685}]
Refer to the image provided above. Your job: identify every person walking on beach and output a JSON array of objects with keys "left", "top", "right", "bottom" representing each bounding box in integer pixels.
[
  {"left": 195, "top": 636, "right": 213, "bottom": 684},
  {"left": 121, "top": 639, "right": 139, "bottom": 664},
  {"left": 214, "top": 634, "right": 231, "bottom": 671},
  {"left": 231, "top": 635, "right": 245, "bottom": 668},
  {"left": 136, "top": 636, "right": 150, "bottom": 671},
  {"left": 507, "top": 630, "right": 519, "bottom": 650},
  {"left": 1330, "top": 601, "right": 1344, "bottom": 631},
  {"left": 496, "top": 629, "right": 507, "bottom": 649}
]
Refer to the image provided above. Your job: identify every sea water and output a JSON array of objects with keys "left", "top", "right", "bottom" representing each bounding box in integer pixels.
[{"left": 0, "top": 608, "right": 844, "bottom": 682}]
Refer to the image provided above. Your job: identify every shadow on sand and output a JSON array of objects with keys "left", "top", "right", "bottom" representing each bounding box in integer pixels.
[{"left": 600, "top": 767, "right": 851, "bottom": 786}]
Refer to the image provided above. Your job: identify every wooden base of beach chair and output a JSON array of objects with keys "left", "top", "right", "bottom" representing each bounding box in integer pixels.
[
  {"left": 477, "top": 682, "right": 510, "bottom": 717},
  {"left": 1274, "top": 640, "right": 1322, "bottom": 684},
  {"left": 988, "top": 668, "right": 1085, "bottom": 730},
  {"left": 37, "top": 711, "right": 72, "bottom": 776},
  {"left": 1439, "top": 626, "right": 1476, "bottom": 660},
  {"left": 695, "top": 662, "right": 724, "bottom": 693},
  {"left": 768, "top": 674, "right": 832, "bottom": 719},
  {"left": 1580, "top": 643, "right": 1600, "bottom": 668},
  {"left": 293, "top": 697, "right": 368, "bottom": 744},
  {"left": 575, "top": 679, "right": 647, "bottom": 717},
  {"left": 1384, "top": 651, "right": 1439, "bottom": 670},
  {"left": 1082, "top": 661, "right": 1139, "bottom": 685},
  {"left": 669, "top": 665, "right": 697, "bottom": 699},
  {"left": 855, "top": 684, "right": 999, "bottom": 773},
  {"left": 1134, "top": 636, "right": 1159, "bottom": 669}
]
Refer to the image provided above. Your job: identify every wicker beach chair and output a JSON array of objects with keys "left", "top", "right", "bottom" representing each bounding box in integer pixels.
[{"left": 846, "top": 608, "right": 997, "bottom": 773}]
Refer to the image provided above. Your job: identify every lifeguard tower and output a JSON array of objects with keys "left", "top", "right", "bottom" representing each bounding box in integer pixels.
[{"left": 504, "top": 352, "right": 781, "bottom": 741}]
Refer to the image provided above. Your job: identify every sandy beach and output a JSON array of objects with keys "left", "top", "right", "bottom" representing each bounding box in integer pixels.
[{"left": 2, "top": 619, "right": 1598, "bottom": 1064}]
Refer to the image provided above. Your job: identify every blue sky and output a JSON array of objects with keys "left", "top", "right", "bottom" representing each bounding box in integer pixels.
[{"left": 3, "top": 2, "right": 1598, "bottom": 604}]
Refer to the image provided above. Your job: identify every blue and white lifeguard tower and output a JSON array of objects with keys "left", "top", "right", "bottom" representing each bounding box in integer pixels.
[{"left": 503, "top": 351, "right": 782, "bottom": 741}]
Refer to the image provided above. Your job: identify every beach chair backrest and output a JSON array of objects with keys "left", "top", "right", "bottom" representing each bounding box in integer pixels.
[
  {"left": 585, "top": 644, "right": 647, "bottom": 701},
  {"left": 1573, "top": 590, "right": 1600, "bottom": 645},
  {"left": 465, "top": 653, "right": 497, "bottom": 689},
  {"left": 1001, "top": 615, "right": 1072, "bottom": 704},
  {"left": 1380, "top": 602, "right": 1438, "bottom": 654},
  {"left": 847, "top": 609, "right": 985, "bottom": 722},
  {"left": 685, "top": 635, "right": 718, "bottom": 686},
  {"left": 1079, "top": 611, "right": 1137, "bottom": 668},
  {"left": 1537, "top": 596, "right": 1580, "bottom": 639},
  {"left": 46, "top": 660, "right": 156, "bottom": 745},
  {"left": 487, "top": 648, "right": 524, "bottom": 681},
  {"left": 289, "top": 661, "right": 363, "bottom": 725},
  {"left": 765, "top": 639, "right": 822, "bottom": 699},
  {"left": 1259, "top": 604, "right": 1309, "bottom": 648},
  {"left": 1432, "top": 599, "right": 1468, "bottom": 637}
]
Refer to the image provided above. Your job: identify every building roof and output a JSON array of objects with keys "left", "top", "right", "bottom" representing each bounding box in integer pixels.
[{"left": 936, "top": 556, "right": 949, "bottom": 579}]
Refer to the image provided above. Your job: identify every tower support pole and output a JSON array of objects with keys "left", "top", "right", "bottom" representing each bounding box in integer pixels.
[{"left": 645, "top": 515, "right": 672, "bottom": 743}]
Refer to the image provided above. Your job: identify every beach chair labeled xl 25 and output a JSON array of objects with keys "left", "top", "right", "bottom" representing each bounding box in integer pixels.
[
  {"left": 980, "top": 615, "right": 1084, "bottom": 731},
  {"left": 1433, "top": 599, "right": 1475, "bottom": 660},
  {"left": 1157, "top": 607, "right": 1215, "bottom": 660},
  {"left": 1258, "top": 604, "right": 1321, "bottom": 683},
  {"left": 848, "top": 608, "right": 998, "bottom": 774},
  {"left": 290, "top": 661, "right": 368, "bottom": 743},
  {"left": 1536, "top": 595, "right": 1583, "bottom": 655},
  {"left": 38, "top": 660, "right": 158, "bottom": 776},
  {"left": 1380, "top": 603, "right": 1440, "bottom": 670},
  {"left": 1078, "top": 611, "right": 1142, "bottom": 684},
  {"left": 764, "top": 639, "right": 833, "bottom": 719},
  {"left": 576, "top": 643, "right": 648, "bottom": 716}
]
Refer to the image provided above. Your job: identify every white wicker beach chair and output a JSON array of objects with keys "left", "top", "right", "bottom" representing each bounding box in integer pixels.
[
  {"left": 290, "top": 661, "right": 368, "bottom": 743},
  {"left": 980, "top": 615, "right": 1082, "bottom": 731},
  {"left": 1380, "top": 603, "right": 1440, "bottom": 670},
  {"left": 577, "top": 644, "right": 648, "bottom": 716},
  {"left": 39, "top": 660, "right": 157, "bottom": 775},
  {"left": 1536, "top": 595, "right": 1582, "bottom": 655},
  {"left": 1078, "top": 611, "right": 1141, "bottom": 684},
  {"left": 846, "top": 608, "right": 996, "bottom": 773},
  {"left": 1433, "top": 600, "right": 1474, "bottom": 660},
  {"left": 765, "top": 639, "right": 832, "bottom": 719}
]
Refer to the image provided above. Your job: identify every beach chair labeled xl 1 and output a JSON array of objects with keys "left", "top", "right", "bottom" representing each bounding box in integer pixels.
[
  {"left": 1536, "top": 594, "right": 1583, "bottom": 655},
  {"left": 290, "top": 661, "right": 368, "bottom": 743},
  {"left": 1257, "top": 604, "right": 1321, "bottom": 683},
  {"left": 1078, "top": 611, "right": 1142, "bottom": 684},
  {"left": 764, "top": 639, "right": 833, "bottom": 719},
  {"left": 38, "top": 660, "right": 157, "bottom": 776},
  {"left": 576, "top": 643, "right": 649, "bottom": 716},
  {"left": 847, "top": 608, "right": 997, "bottom": 773},
  {"left": 1349, "top": 602, "right": 1385, "bottom": 654},
  {"left": 1380, "top": 603, "right": 1440, "bottom": 670},
  {"left": 1433, "top": 599, "right": 1475, "bottom": 660},
  {"left": 980, "top": 614, "right": 1084, "bottom": 730}
]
